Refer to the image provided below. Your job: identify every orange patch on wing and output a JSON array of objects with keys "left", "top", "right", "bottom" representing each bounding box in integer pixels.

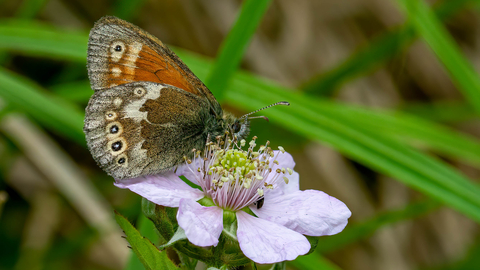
[{"left": 104, "top": 45, "right": 202, "bottom": 97}]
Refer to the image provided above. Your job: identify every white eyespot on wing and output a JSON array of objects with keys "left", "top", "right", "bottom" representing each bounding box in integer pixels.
[
  {"left": 134, "top": 87, "right": 146, "bottom": 97},
  {"left": 110, "top": 41, "right": 126, "bottom": 62},
  {"left": 111, "top": 67, "right": 122, "bottom": 77},
  {"left": 123, "top": 85, "right": 163, "bottom": 122},
  {"left": 105, "top": 111, "right": 117, "bottom": 121}
]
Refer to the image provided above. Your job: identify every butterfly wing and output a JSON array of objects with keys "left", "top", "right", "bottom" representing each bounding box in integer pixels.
[
  {"left": 87, "top": 16, "right": 222, "bottom": 116},
  {"left": 84, "top": 81, "right": 211, "bottom": 179}
]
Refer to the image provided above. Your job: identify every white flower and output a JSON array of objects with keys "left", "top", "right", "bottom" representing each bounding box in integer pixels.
[{"left": 115, "top": 138, "right": 351, "bottom": 264}]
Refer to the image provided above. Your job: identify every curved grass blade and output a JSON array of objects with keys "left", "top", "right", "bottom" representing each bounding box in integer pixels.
[
  {"left": 2, "top": 21, "right": 480, "bottom": 223},
  {"left": 205, "top": 0, "right": 272, "bottom": 101},
  {"left": 0, "top": 68, "right": 85, "bottom": 145},
  {"left": 0, "top": 19, "right": 87, "bottom": 62},
  {"left": 301, "top": 0, "right": 474, "bottom": 96},
  {"left": 396, "top": 0, "right": 480, "bottom": 115}
]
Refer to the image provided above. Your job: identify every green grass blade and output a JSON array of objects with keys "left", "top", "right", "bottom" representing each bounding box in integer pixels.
[
  {"left": 2, "top": 21, "right": 480, "bottom": 223},
  {"left": 111, "top": 0, "right": 148, "bottom": 21},
  {"left": 205, "top": 0, "right": 272, "bottom": 101},
  {"left": 173, "top": 51, "right": 480, "bottom": 223},
  {"left": 301, "top": 0, "right": 473, "bottom": 96},
  {"left": 319, "top": 103, "right": 480, "bottom": 167},
  {"left": 15, "top": 0, "right": 49, "bottom": 19},
  {"left": 0, "top": 20, "right": 87, "bottom": 62},
  {"left": 396, "top": 0, "right": 480, "bottom": 115},
  {"left": 0, "top": 68, "right": 85, "bottom": 145},
  {"left": 289, "top": 254, "right": 342, "bottom": 270},
  {"left": 401, "top": 101, "right": 476, "bottom": 123},
  {"left": 316, "top": 200, "right": 439, "bottom": 253}
]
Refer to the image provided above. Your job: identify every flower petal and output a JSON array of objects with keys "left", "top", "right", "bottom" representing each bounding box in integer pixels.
[
  {"left": 251, "top": 190, "right": 351, "bottom": 236},
  {"left": 177, "top": 199, "right": 223, "bottom": 247},
  {"left": 114, "top": 172, "right": 203, "bottom": 207},
  {"left": 266, "top": 171, "right": 300, "bottom": 199},
  {"left": 174, "top": 161, "right": 200, "bottom": 185},
  {"left": 236, "top": 211, "right": 310, "bottom": 264},
  {"left": 270, "top": 151, "right": 295, "bottom": 170}
]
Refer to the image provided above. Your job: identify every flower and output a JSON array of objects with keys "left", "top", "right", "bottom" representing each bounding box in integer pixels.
[{"left": 115, "top": 137, "right": 351, "bottom": 264}]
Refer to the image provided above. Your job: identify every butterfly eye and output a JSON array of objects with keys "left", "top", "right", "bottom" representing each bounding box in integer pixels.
[
  {"left": 232, "top": 121, "right": 241, "bottom": 133},
  {"left": 134, "top": 87, "right": 146, "bottom": 96}
]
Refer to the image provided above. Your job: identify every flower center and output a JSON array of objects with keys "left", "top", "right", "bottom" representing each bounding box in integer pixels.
[{"left": 185, "top": 136, "right": 292, "bottom": 211}]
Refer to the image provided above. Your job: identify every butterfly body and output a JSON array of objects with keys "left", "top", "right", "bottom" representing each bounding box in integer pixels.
[{"left": 84, "top": 16, "right": 249, "bottom": 180}]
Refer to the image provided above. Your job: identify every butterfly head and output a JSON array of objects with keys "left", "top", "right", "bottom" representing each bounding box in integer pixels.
[{"left": 222, "top": 112, "right": 250, "bottom": 140}]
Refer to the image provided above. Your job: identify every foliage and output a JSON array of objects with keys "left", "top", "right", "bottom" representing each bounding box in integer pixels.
[{"left": 0, "top": 0, "right": 479, "bottom": 269}]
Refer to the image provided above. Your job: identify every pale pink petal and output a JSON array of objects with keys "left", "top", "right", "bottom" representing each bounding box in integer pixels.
[
  {"left": 265, "top": 171, "right": 300, "bottom": 199},
  {"left": 236, "top": 211, "right": 310, "bottom": 264},
  {"left": 270, "top": 151, "right": 295, "bottom": 170},
  {"left": 114, "top": 172, "right": 203, "bottom": 207},
  {"left": 177, "top": 199, "right": 223, "bottom": 247},
  {"left": 251, "top": 190, "right": 351, "bottom": 236},
  {"left": 174, "top": 161, "right": 200, "bottom": 185}
]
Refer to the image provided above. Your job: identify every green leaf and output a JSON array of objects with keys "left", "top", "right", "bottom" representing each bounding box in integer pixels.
[
  {"left": 115, "top": 212, "right": 179, "bottom": 270},
  {"left": 125, "top": 214, "right": 160, "bottom": 270},
  {"left": 0, "top": 67, "right": 85, "bottom": 145},
  {"left": 396, "top": 0, "right": 480, "bottom": 114},
  {"left": 301, "top": 0, "right": 473, "bottom": 96},
  {"left": 159, "top": 227, "right": 187, "bottom": 250},
  {"left": 205, "top": 0, "right": 272, "bottom": 101}
]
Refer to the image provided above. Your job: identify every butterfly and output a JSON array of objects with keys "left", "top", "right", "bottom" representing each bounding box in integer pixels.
[{"left": 84, "top": 16, "right": 288, "bottom": 180}]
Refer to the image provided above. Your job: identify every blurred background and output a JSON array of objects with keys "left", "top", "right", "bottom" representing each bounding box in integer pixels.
[{"left": 0, "top": 0, "right": 480, "bottom": 269}]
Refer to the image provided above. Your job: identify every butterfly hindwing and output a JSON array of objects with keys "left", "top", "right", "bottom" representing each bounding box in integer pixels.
[{"left": 83, "top": 81, "right": 210, "bottom": 179}]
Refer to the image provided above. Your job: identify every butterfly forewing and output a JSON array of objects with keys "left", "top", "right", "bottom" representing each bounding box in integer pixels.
[
  {"left": 83, "top": 81, "right": 210, "bottom": 179},
  {"left": 87, "top": 16, "right": 221, "bottom": 116}
]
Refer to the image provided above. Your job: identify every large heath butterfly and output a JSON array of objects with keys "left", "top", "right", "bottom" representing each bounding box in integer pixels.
[{"left": 84, "top": 16, "right": 288, "bottom": 180}]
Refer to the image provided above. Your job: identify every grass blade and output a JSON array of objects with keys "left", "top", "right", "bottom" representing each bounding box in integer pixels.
[
  {"left": 315, "top": 199, "right": 439, "bottom": 253},
  {"left": 396, "top": 0, "right": 480, "bottom": 115},
  {"left": 301, "top": 0, "right": 474, "bottom": 96},
  {"left": 205, "top": 0, "right": 272, "bottom": 101},
  {"left": 0, "top": 68, "right": 85, "bottom": 145},
  {"left": 2, "top": 21, "right": 480, "bottom": 223},
  {"left": 290, "top": 254, "right": 342, "bottom": 270},
  {"left": 174, "top": 51, "right": 480, "bottom": 223},
  {"left": 0, "top": 19, "right": 87, "bottom": 62}
]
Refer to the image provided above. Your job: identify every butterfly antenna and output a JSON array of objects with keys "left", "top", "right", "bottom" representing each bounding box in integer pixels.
[{"left": 240, "top": 101, "right": 290, "bottom": 120}]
